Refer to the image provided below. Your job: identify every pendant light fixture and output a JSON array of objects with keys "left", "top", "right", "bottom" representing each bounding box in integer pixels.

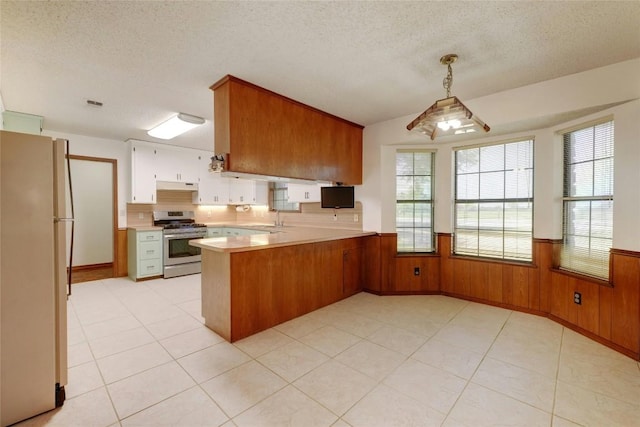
[{"left": 407, "top": 54, "right": 490, "bottom": 140}]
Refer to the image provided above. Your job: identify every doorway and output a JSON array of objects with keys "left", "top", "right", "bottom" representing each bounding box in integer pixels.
[{"left": 66, "top": 155, "right": 118, "bottom": 284}]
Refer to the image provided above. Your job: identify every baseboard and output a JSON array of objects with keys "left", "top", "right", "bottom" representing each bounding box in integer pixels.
[{"left": 68, "top": 262, "right": 112, "bottom": 272}]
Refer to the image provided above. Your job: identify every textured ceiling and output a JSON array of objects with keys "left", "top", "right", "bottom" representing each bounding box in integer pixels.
[{"left": 1, "top": 1, "right": 639, "bottom": 150}]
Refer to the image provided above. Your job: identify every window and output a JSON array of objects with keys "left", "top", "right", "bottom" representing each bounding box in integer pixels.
[
  {"left": 560, "top": 120, "right": 614, "bottom": 279},
  {"left": 454, "top": 139, "right": 534, "bottom": 261},
  {"left": 396, "top": 150, "right": 434, "bottom": 252},
  {"left": 270, "top": 182, "right": 299, "bottom": 212}
]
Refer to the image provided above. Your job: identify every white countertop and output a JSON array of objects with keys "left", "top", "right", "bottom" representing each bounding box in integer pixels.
[{"left": 190, "top": 226, "right": 376, "bottom": 253}]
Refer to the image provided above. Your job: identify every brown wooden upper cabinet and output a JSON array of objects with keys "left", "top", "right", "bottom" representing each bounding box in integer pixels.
[{"left": 210, "top": 75, "right": 364, "bottom": 185}]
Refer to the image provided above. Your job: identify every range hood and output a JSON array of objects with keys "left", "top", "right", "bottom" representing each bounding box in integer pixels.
[{"left": 156, "top": 181, "right": 198, "bottom": 191}]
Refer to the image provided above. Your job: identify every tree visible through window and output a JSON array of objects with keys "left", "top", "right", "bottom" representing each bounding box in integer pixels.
[
  {"left": 560, "top": 120, "right": 614, "bottom": 279},
  {"left": 396, "top": 150, "right": 434, "bottom": 253},
  {"left": 454, "top": 139, "right": 534, "bottom": 261}
]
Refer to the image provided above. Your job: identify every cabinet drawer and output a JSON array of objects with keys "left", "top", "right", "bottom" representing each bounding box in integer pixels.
[
  {"left": 139, "top": 241, "right": 162, "bottom": 260},
  {"left": 207, "top": 228, "right": 223, "bottom": 237},
  {"left": 138, "top": 231, "right": 161, "bottom": 243},
  {"left": 139, "top": 259, "right": 162, "bottom": 276}
]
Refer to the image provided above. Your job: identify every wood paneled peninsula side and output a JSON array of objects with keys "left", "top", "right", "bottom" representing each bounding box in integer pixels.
[{"left": 190, "top": 227, "right": 377, "bottom": 342}]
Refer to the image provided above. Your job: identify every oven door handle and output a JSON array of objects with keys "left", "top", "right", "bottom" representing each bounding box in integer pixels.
[{"left": 163, "top": 233, "right": 207, "bottom": 239}]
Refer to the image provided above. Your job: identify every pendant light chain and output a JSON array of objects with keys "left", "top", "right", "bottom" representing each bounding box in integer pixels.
[{"left": 443, "top": 62, "right": 453, "bottom": 98}]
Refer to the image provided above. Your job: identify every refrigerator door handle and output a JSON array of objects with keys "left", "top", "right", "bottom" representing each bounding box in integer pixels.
[{"left": 54, "top": 218, "right": 75, "bottom": 223}]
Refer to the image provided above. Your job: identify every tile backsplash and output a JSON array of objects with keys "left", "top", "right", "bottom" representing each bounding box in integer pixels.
[{"left": 126, "top": 190, "right": 362, "bottom": 230}]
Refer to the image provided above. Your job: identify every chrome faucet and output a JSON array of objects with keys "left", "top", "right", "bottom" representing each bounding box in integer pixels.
[{"left": 274, "top": 210, "right": 284, "bottom": 227}]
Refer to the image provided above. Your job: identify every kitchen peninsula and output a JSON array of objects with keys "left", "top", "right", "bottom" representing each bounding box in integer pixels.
[{"left": 190, "top": 226, "right": 377, "bottom": 342}]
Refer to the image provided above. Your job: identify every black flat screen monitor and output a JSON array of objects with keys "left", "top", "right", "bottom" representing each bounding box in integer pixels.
[{"left": 321, "top": 186, "right": 354, "bottom": 209}]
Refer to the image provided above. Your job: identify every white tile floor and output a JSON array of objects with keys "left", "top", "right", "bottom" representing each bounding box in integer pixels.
[{"left": 18, "top": 274, "right": 640, "bottom": 427}]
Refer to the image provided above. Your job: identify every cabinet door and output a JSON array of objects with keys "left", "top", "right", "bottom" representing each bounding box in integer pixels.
[
  {"left": 194, "top": 154, "right": 230, "bottom": 205},
  {"left": 343, "top": 247, "right": 363, "bottom": 296},
  {"left": 228, "top": 178, "right": 255, "bottom": 204},
  {"left": 254, "top": 181, "right": 269, "bottom": 205},
  {"left": 155, "top": 146, "right": 180, "bottom": 182},
  {"left": 178, "top": 150, "right": 200, "bottom": 183},
  {"left": 207, "top": 227, "right": 223, "bottom": 237},
  {"left": 287, "top": 183, "right": 324, "bottom": 202},
  {"left": 131, "top": 144, "right": 157, "bottom": 203},
  {"left": 197, "top": 173, "right": 229, "bottom": 205},
  {"left": 156, "top": 147, "right": 200, "bottom": 183}
]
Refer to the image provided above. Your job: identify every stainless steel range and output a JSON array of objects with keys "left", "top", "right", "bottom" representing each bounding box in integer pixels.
[{"left": 153, "top": 211, "right": 207, "bottom": 278}]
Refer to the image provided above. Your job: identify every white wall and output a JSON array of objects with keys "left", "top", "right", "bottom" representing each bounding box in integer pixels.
[
  {"left": 43, "top": 131, "right": 130, "bottom": 228},
  {"left": 362, "top": 59, "right": 640, "bottom": 252}
]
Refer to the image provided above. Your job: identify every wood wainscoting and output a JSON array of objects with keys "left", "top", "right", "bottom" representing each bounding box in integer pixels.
[{"left": 363, "top": 233, "right": 640, "bottom": 360}]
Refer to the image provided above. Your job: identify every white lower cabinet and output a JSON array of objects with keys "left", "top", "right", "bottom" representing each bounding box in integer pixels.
[
  {"left": 128, "top": 229, "right": 163, "bottom": 280},
  {"left": 224, "top": 227, "right": 257, "bottom": 236},
  {"left": 207, "top": 227, "right": 267, "bottom": 237},
  {"left": 207, "top": 227, "right": 223, "bottom": 237}
]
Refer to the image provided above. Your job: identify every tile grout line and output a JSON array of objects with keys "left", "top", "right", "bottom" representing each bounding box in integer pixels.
[
  {"left": 438, "top": 306, "right": 513, "bottom": 426},
  {"left": 69, "top": 280, "right": 124, "bottom": 425},
  {"left": 549, "top": 326, "right": 566, "bottom": 426}
]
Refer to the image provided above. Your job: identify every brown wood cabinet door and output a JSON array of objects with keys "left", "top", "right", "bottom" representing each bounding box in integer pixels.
[
  {"left": 212, "top": 75, "right": 363, "bottom": 184},
  {"left": 343, "top": 247, "right": 363, "bottom": 296}
]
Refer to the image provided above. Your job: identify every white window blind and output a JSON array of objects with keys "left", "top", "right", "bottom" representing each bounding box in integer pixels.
[
  {"left": 560, "top": 120, "right": 614, "bottom": 279},
  {"left": 396, "top": 150, "right": 434, "bottom": 252},
  {"left": 454, "top": 139, "right": 534, "bottom": 261}
]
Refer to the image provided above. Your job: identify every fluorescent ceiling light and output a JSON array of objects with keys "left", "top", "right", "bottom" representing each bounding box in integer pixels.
[
  {"left": 147, "top": 112, "right": 205, "bottom": 139},
  {"left": 407, "top": 54, "right": 490, "bottom": 140}
]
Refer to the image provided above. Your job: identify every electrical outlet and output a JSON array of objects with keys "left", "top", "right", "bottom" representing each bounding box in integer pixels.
[
  {"left": 333, "top": 214, "right": 338, "bottom": 221},
  {"left": 573, "top": 291, "right": 582, "bottom": 305},
  {"left": 207, "top": 210, "right": 212, "bottom": 218},
  {"left": 353, "top": 214, "right": 359, "bottom": 222},
  {"left": 138, "top": 212, "right": 144, "bottom": 219},
  {"left": 414, "top": 267, "right": 420, "bottom": 276}
]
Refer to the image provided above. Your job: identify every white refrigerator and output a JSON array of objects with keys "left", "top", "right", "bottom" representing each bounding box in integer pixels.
[{"left": 0, "top": 130, "right": 70, "bottom": 426}]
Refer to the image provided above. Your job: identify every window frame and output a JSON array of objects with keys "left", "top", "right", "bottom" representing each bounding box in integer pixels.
[
  {"left": 395, "top": 149, "right": 435, "bottom": 254},
  {"left": 559, "top": 118, "right": 614, "bottom": 280},
  {"left": 453, "top": 138, "right": 535, "bottom": 262}
]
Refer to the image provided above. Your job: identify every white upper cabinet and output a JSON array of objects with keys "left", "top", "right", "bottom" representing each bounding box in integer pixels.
[
  {"left": 155, "top": 146, "right": 200, "bottom": 183},
  {"left": 254, "top": 181, "right": 269, "bottom": 205},
  {"left": 287, "top": 183, "right": 326, "bottom": 203},
  {"left": 228, "top": 178, "right": 254, "bottom": 204},
  {"left": 128, "top": 141, "right": 266, "bottom": 205},
  {"left": 227, "top": 178, "right": 268, "bottom": 205},
  {"left": 195, "top": 157, "right": 230, "bottom": 205},
  {"left": 130, "top": 141, "right": 157, "bottom": 203}
]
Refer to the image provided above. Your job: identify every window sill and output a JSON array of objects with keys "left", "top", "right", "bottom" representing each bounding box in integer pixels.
[
  {"left": 449, "top": 254, "right": 535, "bottom": 268},
  {"left": 396, "top": 252, "right": 439, "bottom": 258}
]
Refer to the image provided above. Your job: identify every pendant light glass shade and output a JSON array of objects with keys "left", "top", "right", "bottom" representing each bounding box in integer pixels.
[
  {"left": 147, "top": 113, "right": 205, "bottom": 140},
  {"left": 407, "top": 96, "right": 490, "bottom": 140},
  {"left": 407, "top": 54, "right": 490, "bottom": 140}
]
